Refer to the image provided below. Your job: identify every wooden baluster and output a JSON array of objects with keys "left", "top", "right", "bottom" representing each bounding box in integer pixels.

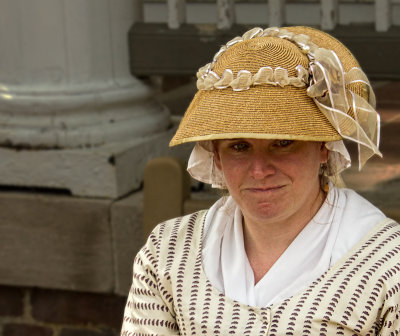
[
  {"left": 168, "top": 0, "right": 186, "bottom": 29},
  {"left": 321, "top": 0, "right": 338, "bottom": 31},
  {"left": 217, "top": 0, "right": 235, "bottom": 30},
  {"left": 375, "top": 0, "right": 392, "bottom": 32},
  {"left": 268, "top": 0, "right": 285, "bottom": 27}
]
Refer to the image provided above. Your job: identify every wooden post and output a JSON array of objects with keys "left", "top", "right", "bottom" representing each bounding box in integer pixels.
[
  {"left": 143, "top": 157, "right": 190, "bottom": 240},
  {"left": 268, "top": 0, "right": 285, "bottom": 27},
  {"left": 168, "top": 0, "right": 186, "bottom": 29},
  {"left": 133, "top": 0, "right": 143, "bottom": 23},
  {"left": 217, "top": 0, "right": 236, "bottom": 30},
  {"left": 375, "top": 0, "right": 392, "bottom": 32},
  {"left": 321, "top": 0, "right": 338, "bottom": 31}
]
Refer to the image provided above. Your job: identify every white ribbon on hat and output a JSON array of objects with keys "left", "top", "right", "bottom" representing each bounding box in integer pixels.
[{"left": 307, "top": 48, "right": 381, "bottom": 170}]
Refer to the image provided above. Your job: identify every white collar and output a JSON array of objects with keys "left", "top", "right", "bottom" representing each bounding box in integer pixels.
[{"left": 202, "top": 187, "right": 385, "bottom": 307}]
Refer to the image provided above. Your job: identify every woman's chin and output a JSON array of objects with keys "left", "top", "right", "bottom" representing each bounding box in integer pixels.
[{"left": 242, "top": 201, "right": 289, "bottom": 225}]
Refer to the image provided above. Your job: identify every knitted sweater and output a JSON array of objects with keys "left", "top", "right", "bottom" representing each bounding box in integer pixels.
[{"left": 121, "top": 211, "right": 400, "bottom": 336}]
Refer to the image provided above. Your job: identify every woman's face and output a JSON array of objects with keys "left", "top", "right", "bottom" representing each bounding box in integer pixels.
[{"left": 213, "top": 138, "right": 329, "bottom": 227}]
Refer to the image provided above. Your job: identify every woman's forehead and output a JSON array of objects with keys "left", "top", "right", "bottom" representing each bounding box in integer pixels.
[{"left": 213, "top": 138, "right": 315, "bottom": 144}]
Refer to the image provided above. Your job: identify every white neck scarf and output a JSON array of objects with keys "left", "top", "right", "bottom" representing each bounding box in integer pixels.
[{"left": 202, "top": 186, "right": 385, "bottom": 307}]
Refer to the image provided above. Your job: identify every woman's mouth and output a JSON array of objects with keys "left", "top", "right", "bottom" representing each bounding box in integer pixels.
[{"left": 245, "top": 185, "right": 285, "bottom": 193}]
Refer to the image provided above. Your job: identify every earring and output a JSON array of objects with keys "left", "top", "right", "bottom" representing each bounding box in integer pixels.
[
  {"left": 323, "top": 181, "right": 329, "bottom": 193},
  {"left": 320, "top": 163, "right": 329, "bottom": 193}
]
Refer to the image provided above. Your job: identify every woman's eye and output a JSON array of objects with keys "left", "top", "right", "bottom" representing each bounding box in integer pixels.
[
  {"left": 277, "top": 140, "right": 294, "bottom": 147},
  {"left": 231, "top": 143, "right": 249, "bottom": 152}
]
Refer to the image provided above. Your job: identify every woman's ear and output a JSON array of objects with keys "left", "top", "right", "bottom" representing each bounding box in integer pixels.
[{"left": 320, "top": 142, "right": 330, "bottom": 164}]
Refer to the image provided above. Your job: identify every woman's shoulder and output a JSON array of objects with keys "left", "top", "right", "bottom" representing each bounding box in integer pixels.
[
  {"left": 371, "top": 217, "right": 400, "bottom": 241},
  {"left": 373, "top": 217, "right": 400, "bottom": 243},
  {"left": 152, "top": 209, "right": 208, "bottom": 242},
  {"left": 351, "top": 217, "right": 400, "bottom": 272},
  {"left": 335, "top": 186, "right": 387, "bottom": 231},
  {"left": 339, "top": 187, "right": 385, "bottom": 215},
  {"left": 140, "top": 210, "right": 208, "bottom": 262},
  {"left": 330, "top": 186, "right": 398, "bottom": 267}
]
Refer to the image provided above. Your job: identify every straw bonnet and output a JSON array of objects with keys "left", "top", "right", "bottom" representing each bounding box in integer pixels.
[{"left": 170, "top": 26, "right": 381, "bottom": 188}]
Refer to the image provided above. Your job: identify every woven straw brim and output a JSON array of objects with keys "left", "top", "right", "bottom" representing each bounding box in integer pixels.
[{"left": 170, "top": 85, "right": 341, "bottom": 146}]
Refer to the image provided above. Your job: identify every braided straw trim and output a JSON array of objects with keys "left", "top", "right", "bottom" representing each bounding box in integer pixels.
[
  {"left": 196, "top": 27, "right": 319, "bottom": 91},
  {"left": 197, "top": 65, "right": 309, "bottom": 91}
]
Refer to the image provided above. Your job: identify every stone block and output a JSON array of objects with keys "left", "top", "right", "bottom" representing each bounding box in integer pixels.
[
  {"left": 0, "top": 128, "right": 176, "bottom": 198},
  {"left": 31, "top": 289, "right": 126, "bottom": 329},
  {"left": 3, "top": 324, "right": 53, "bottom": 336},
  {"left": 60, "top": 328, "right": 117, "bottom": 336},
  {"left": 110, "top": 192, "right": 144, "bottom": 295},
  {"left": 0, "top": 192, "right": 114, "bottom": 293},
  {"left": 0, "top": 286, "right": 24, "bottom": 317}
]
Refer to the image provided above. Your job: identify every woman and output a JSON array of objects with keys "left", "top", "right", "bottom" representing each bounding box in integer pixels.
[{"left": 121, "top": 26, "right": 400, "bottom": 335}]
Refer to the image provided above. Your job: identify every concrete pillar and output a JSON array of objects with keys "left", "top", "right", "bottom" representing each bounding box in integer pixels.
[{"left": 0, "top": 0, "right": 172, "bottom": 198}]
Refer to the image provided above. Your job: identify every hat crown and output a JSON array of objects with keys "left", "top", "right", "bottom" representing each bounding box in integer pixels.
[{"left": 213, "top": 36, "right": 309, "bottom": 78}]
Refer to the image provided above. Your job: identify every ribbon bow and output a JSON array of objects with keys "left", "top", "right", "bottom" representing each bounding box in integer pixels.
[{"left": 307, "top": 48, "right": 381, "bottom": 169}]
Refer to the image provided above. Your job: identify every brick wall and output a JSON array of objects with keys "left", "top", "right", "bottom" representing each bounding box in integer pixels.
[{"left": 0, "top": 285, "right": 127, "bottom": 336}]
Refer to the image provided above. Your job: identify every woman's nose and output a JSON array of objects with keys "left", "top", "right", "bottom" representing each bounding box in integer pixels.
[{"left": 249, "top": 153, "right": 276, "bottom": 179}]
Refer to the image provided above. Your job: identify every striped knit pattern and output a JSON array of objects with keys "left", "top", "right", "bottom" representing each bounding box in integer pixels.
[{"left": 121, "top": 212, "right": 400, "bottom": 336}]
